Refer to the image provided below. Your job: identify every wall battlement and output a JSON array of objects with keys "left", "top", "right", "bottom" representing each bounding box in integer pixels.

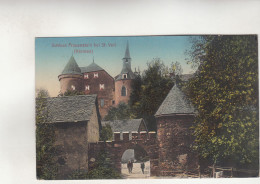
[
  {"left": 110, "top": 131, "right": 157, "bottom": 143},
  {"left": 89, "top": 131, "right": 157, "bottom": 147}
]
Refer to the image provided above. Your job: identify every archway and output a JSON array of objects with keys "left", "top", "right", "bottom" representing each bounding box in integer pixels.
[{"left": 121, "top": 145, "right": 150, "bottom": 178}]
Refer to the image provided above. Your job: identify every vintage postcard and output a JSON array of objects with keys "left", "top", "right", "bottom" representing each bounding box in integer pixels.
[{"left": 35, "top": 35, "right": 259, "bottom": 180}]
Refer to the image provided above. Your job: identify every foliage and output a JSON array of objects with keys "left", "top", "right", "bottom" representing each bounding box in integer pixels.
[
  {"left": 88, "top": 149, "right": 121, "bottom": 179},
  {"left": 86, "top": 166, "right": 121, "bottom": 179},
  {"left": 170, "top": 61, "right": 185, "bottom": 88},
  {"left": 67, "top": 169, "right": 89, "bottom": 180},
  {"left": 68, "top": 149, "right": 121, "bottom": 179},
  {"left": 100, "top": 124, "right": 113, "bottom": 142},
  {"left": 170, "top": 61, "right": 183, "bottom": 78},
  {"left": 36, "top": 89, "right": 57, "bottom": 179},
  {"left": 104, "top": 102, "right": 136, "bottom": 121},
  {"left": 36, "top": 88, "right": 50, "bottom": 98},
  {"left": 186, "top": 35, "right": 259, "bottom": 169},
  {"left": 104, "top": 59, "right": 182, "bottom": 131},
  {"left": 68, "top": 167, "right": 121, "bottom": 180},
  {"left": 129, "top": 58, "right": 174, "bottom": 131},
  {"left": 129, "top": 74, "right": 142, "bottom": 111},
  {"left": 58, "top": 89, "right": 85, "bottom": 96}
]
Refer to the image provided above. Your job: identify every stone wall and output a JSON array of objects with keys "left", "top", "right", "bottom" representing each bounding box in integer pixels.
[
  {"left": 87, "top": 106, "right": 100, "bottom": 142},
  {"left": 51, "top": 114, "right": 198, "bottom": 178},
  {"left": 156, "top": 115, "right": 198, "bottom": 176},
  {"left": 53, "top": 122, "right": 89, "bottom": 179},
  {"left": 88, "top": 131, "right": 159, "bottom": 176}
]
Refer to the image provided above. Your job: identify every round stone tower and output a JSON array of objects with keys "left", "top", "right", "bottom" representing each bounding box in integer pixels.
[
  {"left": 155, "top": 85, "right": 198, "bottom": 176},
  {"left": 58, "top": 55, "right": 83, "bottom": 94},
  {"left": 115, "top": 41, "right": 136, "bottom": 105}
]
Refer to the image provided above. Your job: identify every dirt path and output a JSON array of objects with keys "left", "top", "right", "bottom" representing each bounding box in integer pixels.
[{"left": 121, "top": 161, "right": 150, "bottom": 179}]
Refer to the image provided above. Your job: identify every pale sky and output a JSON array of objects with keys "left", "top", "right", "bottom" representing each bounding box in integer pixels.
[{"left": 35, "top": 36, "right": 197, "bottom": 97}]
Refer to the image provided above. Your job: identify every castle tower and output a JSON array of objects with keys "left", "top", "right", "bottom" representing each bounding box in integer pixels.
[
  {"left": 58, "top": 55, "right": 83, "bottom": 94},
  {"left": 155, "top": 85, "right": 198, "bottom": 176},
  {"left": 114, "top": 41, "right": 136, "bottom": 105}
]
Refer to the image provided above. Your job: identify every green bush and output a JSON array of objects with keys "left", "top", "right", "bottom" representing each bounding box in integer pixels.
[{"left": 68, "top": 167, "right": 121, "bottom": 180}]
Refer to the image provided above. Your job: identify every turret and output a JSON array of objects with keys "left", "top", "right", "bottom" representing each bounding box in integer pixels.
[
  {"left": 155, "top": 85, "right": 198, "bottom": 176},
  {"left": 114, "top": 41, "right": 136, "bottom": 105},
  {"left": 58, "top": 55, "right": 83, "bottom": 94}
]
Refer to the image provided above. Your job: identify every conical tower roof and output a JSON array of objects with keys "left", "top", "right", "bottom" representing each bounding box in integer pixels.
[
  {"left": 155, "top": 85, "right": 195, "bottom": 116},
  {"left": 61, "top": 56, "right": 82, "bottom": 75},
  {"left": 115, "top": 41, "right": 135, "bottom": 81},
  {"left": 123, "top": 41, "right": 131, "bottom": 59}
]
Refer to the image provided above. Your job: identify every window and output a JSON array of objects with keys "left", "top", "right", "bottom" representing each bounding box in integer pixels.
[
  {"left": 100, "top": 99, "right": 104, "bottom": 107},
  {"left": 121, "top": 86, "right": 126, "bottom": 96},
  {"left": 84, "top": 74, "right": 89, "bottom": 79},
  {"left": 122, "top": 74, "right": 127, "bottom": 79},
  {"left": 112, "top": 100, "right": 115, "bottom": 105},
  {"left": 94, "top": 73, "right": 98, "bottom": 78},
  {"left": 100, "top": 84, "right": 105, "bottom": 90},
  {"left": 71, "top": 85, "right": 75, "bottom": 90},
  {"left": 85, "top": 85, "right": 90, "bottom": 90}
]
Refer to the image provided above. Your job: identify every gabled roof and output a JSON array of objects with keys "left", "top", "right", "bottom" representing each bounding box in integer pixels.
[
  {"left": 41, "top": 95, "right": 97, "bottom": 123},
  {"left": 155, "top": 85, "right": 195, "bottom": 116},
  {"left": 61, "top": 56, "right": 82, "bottom": 75},
  {"left": 101, "top": 118, "right": 147, "bottom": 132},
  {"left": 80, "top": 62, "right": 104, "bottom": 73}
]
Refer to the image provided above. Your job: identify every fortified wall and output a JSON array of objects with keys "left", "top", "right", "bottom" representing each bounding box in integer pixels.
[{"left": 88, "top": 131, "right": 160, "bottom": 176}]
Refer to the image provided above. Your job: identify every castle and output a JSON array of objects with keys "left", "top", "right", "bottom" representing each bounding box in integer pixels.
[
  {"left": 40, "top": 84, "right": 198, "bottom": 178},
  {"left": 46, "top": 41, "right": 199, "bottom": 179},
  {"left": 58, "top": 42, "right": 137, "bottom": 118}
]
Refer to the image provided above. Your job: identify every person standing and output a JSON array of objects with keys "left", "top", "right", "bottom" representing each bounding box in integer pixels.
[
  {"left": 130, "top": 160, "right": 133, "bottom": 173},
  {"left": 141, "top": 162, "right": 145, "bottom": 174},
  {"left": 127, "top": 161, "right": 131, "bottom": 174}
]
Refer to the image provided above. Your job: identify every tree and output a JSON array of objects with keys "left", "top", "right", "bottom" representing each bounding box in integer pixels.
[
  {"left": 170, "top": 61, "right": 183, "bottom": 76},
  {"left": 130, "top": 58, "right": 174, "bottom": 131},
  {"left": 129, "top": 73, "right": 142, "bottom": 110},
  {"left": 170, "top": 61, "right": 184, "bottom": 87},
  {"left": 36, "top": 88, "right": 50, "bottom": 98},
  {"left": 36, "top": 88, "right": 57, "bottom": 179},
  {"left": 186, "top": 35, "right": 259, "bottom": 169},
  {"left": 104, "top": 102, "right": 135, "bottom": 121},
  {"left": 100, "top": 124, "right": 113, "bottom": 142}
]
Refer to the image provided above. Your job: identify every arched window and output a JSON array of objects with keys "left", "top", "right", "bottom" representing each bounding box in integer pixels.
[
  {"left": 122, "top": 74, "right": 127, "bottom": 79},
  {"left": 121, "top": 86, "right": 126, "bottom": 96}
]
